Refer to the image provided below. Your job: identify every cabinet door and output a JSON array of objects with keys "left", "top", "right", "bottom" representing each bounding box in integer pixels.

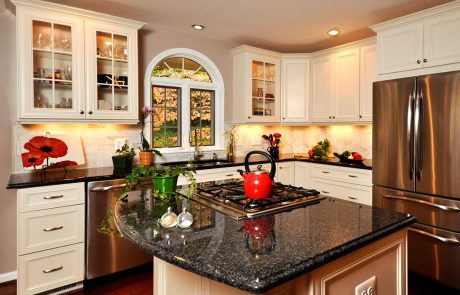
[
  {"left": 276, "top": 162, "right": 295, "bottom": 185},
  {"left": 294, "top": 162, "right": 311, "bottom": 188},
  {"left": 16, "top": 7, "right": 85, "bottom": 121},
  {"left": 311, "top": 55, "right": 334, "bottom": 122},
  {"left": 377, "top": 22, "right": 424, "bottom": 74},
  {"left": 85, "top": 20, "right": 139, "bottom": 122},
  {"left": 281, "top": 58, "right": 310, "bottom": 123},
  {"left": 248, "top": 55, "right": 281, "bottom": 123},
  {"left": 423, "top": 10, "right": 460, "bottom": 68},
  {"left": 333, "top": 48, "right": 360, "bottom": 122},
  {"left": 359, "top": 45, "right": 377, "bottom": 122}
]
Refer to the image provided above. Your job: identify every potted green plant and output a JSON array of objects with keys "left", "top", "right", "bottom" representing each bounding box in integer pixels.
[
  {"left": 112, "top": 143, "right": 136, "bottom": 170},
  {"left": 139, "top": 106, "right": 162, "bottom": 166}
]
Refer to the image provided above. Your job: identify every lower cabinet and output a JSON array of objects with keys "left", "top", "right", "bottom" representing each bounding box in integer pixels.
[
  {"left": 275, "top": 161, "right": 295, "bottom": 185},
  {"left": 153, "top": 229, "right": 407, "bottom": 295},
  {"left": 17, "top": 183, "right": 85, "bottom": 295},
  {"left": 294, "top": 161, "right": 312, "bottom": 188}
]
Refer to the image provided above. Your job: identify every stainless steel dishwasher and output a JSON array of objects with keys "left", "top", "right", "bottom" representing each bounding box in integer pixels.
[{"left": 87, "top": 179, "right": 151, "bottom": 279}]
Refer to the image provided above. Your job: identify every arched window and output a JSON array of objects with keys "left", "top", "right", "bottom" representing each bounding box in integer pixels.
[{"left": 144, "top": 49, "right": 224, "bottom": 153}]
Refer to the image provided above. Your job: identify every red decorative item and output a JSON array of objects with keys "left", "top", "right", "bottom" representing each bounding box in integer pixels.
[
  {"left": 244, "top": 217, "right": 274, "bottom": 239},
  {"left": 238, "top": 151, "right": 276, "bottom": 199},
  {"left": 21, "top": 135, "right": 77, "bottom": 172}
]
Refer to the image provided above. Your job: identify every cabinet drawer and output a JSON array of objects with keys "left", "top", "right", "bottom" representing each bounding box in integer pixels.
[
  {"left": 18, "top": 205, "right": 84, "bottom": 255},
  {"left": 311, "top": 177, "right": 372, "bottom": 205},
  {"left": 311, "top": 164, "right": 371, "bottom": 186},
  {"left": 18, "top": 183, "right": 85, "bottom": 212},
  {"left": 18, "top": 243, "right": 84, "bottom": 295}
]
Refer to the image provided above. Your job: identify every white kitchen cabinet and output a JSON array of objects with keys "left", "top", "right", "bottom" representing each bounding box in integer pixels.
[
  {"left": 16, "top": 182, "right": 85, "bottom": 295},
  {"left": 294, "top": 161, "right": 311, "bottom": 188},
  {"left": 13, "top": 0, "right": 144, "bottom": 124},
  {"left": 310, "top": 163, "right": 372, "bottom": 205},
  {"left": 311, "top": 54, "right": 334, "bottom": 123},
  {"left": 231, "top": 46, "right": 281, "bottom": 123},
  {"left": 376, "top": 23, "right": 424, "bottom": 74},
  {"left": 359, "top": 44, "right": 377, "bottom": 122},
  {"left": 281, "top": 56, "right": 310, "bottom": 123},
  {"left": 372, "top": 2, "right": 460, "bottom": 75},
  {"left": 333, "top": 48, "right": 360, "bottom": 122},
  {"left": 275, "top": 161, "right": 295, "bottom": 185}
]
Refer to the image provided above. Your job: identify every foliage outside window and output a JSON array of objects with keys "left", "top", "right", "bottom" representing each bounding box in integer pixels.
[
  {"left": 190, "top": 89, "right": 215, "bottom": 146},
  {"left": 152, "top": 86, "right": 181, "bottom": 148},
  {"left": 152, "top": 57, "right": 212, "bottom": 83}
]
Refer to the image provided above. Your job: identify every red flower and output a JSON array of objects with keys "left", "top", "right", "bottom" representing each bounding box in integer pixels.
[
  {"left": 47, "top": 160, "right": 78, "bottom": 169},
  {"left": 273, "top": 133, "right": 281, "bottom": 138},
  {"left": 24, "top": 136, "right": 68, "bottom": 158},
  {"left": 21, "top": 151, "right": 46, "bottom": 167}
]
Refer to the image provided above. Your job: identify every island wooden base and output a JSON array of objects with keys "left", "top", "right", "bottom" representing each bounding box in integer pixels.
[{"left": 154, "top": 229, "right": 407, "bottom": 295}]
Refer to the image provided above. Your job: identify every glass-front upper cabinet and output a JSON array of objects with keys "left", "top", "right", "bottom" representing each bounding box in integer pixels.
[
  {"left": 14, "top": 0, "right": 144, "bottom": 124},
  {"left": 16, "top": 6, "right": 85, "bottom": 121},
  {"left": 85, "top": 20, "right": 139, "bottom": 122},
  {"left": 231, "top": 46, "right": 281, "bottom": 123}
]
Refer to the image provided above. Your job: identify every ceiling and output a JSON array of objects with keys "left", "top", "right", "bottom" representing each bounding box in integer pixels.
[{"left": 45, "top": 0, "right": 454, "bottom": 52}]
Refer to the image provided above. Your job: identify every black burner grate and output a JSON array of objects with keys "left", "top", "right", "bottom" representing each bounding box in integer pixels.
[{"left": 195, "top": 181, "right": 320, "bottom": 212}]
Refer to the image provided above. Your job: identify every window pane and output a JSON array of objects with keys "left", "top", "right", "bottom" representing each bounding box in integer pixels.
[
  {"left": 152, "top": 85, "right": 181, "bottom": 148},
  {"left": 190, "top": 89, "right": 215, "bottom": 146},
  {"left": 151, "top": 57, "right": 212, "bottom": 83}
]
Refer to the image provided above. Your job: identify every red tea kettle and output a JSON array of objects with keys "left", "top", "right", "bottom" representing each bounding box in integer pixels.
[{"left": 237, "top": 151, "right": 276, "bottom": 199}]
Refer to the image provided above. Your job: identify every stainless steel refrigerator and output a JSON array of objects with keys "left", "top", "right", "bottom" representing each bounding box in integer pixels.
[{"left": 373, "top": 71, "right": 460, "bottom": 290}]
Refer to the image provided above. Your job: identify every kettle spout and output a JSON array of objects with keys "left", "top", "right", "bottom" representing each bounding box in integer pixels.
[{"left": 237, "top": 169, "right": 245, "bottom": 177}]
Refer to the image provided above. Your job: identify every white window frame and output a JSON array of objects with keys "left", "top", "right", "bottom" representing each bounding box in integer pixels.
[{"left": 144, "top": 48, "right": 225, "bottom": 154}]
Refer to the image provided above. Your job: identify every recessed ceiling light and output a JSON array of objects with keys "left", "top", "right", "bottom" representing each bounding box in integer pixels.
[
  {"left": 192, "top": 24, "right": 205, "bottom": 30},
  {"left": 327, "top": 28, "right": 340, "bottom": 36}
]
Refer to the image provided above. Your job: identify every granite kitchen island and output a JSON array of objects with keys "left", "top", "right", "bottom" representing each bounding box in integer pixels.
[{"left": 114, "top": 181, "right": 415, "bottom": 295}]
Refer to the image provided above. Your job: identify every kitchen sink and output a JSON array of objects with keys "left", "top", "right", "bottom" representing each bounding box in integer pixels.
[{"left": 161, "top": 159, "right": 234, "bottom": 168}]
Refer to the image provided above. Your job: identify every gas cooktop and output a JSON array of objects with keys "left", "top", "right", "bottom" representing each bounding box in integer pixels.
[{"left": 179, "top": 180, "right": 325, "bottom": 219}]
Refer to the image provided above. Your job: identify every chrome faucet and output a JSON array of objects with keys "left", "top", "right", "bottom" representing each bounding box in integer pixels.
[{"left": 189, "top": 128, "right": 204, "bottom": 161}]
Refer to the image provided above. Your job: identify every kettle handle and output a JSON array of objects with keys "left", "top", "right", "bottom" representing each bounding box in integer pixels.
[{"left": 244, "top": 151, "right": 276, "bottom": 180}]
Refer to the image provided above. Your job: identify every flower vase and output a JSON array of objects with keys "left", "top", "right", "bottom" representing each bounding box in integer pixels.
[
  {"left": 139, "top": 151, "right": 154, "bottom": 166},
  {"left": 267, "top": 146, "right": 279, "bottom": 159}
]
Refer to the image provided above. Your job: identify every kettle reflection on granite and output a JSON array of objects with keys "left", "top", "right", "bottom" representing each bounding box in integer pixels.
[{"left": 244, "top": 216, "right": 276, "bottom": 256}]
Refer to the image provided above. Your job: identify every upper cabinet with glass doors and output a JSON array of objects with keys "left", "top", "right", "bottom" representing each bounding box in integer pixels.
[
  {"left": 231, "top": 46, "right": 281, "bottom": 123},
  {"left": 13, "top": 0, "right": 144, "bottom": 123}
]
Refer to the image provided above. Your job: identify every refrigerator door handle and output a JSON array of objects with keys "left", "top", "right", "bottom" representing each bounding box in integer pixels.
[
  {"left": 409, "top": 227, "right": 460, "bottom": 245},
  {"left": 382, "top": 194, "right": 460, "bottom": 212},
  {"left": 414, "top": 88, "right": 422, "bottom": 181},
  {"left": 407, "top": 88, "right": 415, "bottom": 180},
  {"left": 417, "top": 88, "right": 424, "bottom": 181}
]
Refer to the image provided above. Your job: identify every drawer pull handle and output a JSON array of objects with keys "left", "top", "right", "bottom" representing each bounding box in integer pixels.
[
  {"left": 382, "top": 195, "right": 460, "bottom": 212},
  {"left": 348, "top": 175, "right": 358, "bottom": 178},
  {"left": 321, "top": 191, "right": 330, "bottom": 194},
  {"left": 43, "top": 225, "right": 64, "bottom": 232},
  {"left": 43, "top": 195, "right": 64, "bottom": 200},
  {"left": 348, "top": 196, "right": 358, "bottom": 200},
  {"left": 43, "top": 266, "right": 63, "bottom": 273},
  {"left": 321, "top": 171, "right": 330, "bottom": 174},
  {"left": 408, "top": 228, "right": 460, "bottom": 245},
  {"left": 225, "top": 174, "right": 234, "bottom": 177}
]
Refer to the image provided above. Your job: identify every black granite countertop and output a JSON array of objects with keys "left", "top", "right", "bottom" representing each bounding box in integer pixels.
[
  {"left": 7, "top": 153, "right": 371, "bottom": 189},
  {"left": 114, "top": 182, "right": 414, "bottom": 294}
]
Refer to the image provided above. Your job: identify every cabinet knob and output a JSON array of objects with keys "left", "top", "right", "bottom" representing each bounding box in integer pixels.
[
  {"left": 283, "top": 117, "right": 286, "bottom": 119},
  {"left": 88, "top": 111, "right": 93, "bottom": 115},
  {"left": 417, "top": 60, "right": 422, "bottom": 64},
  {"left": 359, "top": 115, "right": 362, "bottom": 118},
  {"left": 80, "top": 110, "right": 84, "bottom": 115},
  {"left": 332, "top": 116, "right": 336, "bottom": 119},
  {"left": 423, "top": 58, "right": 428, "bottom": 63},
  {"left": 248, "top": 116, "right": 251, "bottom": 119},
  {"left": 329, "top": 116, "right": 332, "bottom": 119}
]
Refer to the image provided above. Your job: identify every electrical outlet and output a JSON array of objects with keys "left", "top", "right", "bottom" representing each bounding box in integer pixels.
[
  {"left": 355, "top": 276, "right": 376, "bottom": 295},
  {"left": 114, "top": 138, "right": 127, "bottom": 151}
]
